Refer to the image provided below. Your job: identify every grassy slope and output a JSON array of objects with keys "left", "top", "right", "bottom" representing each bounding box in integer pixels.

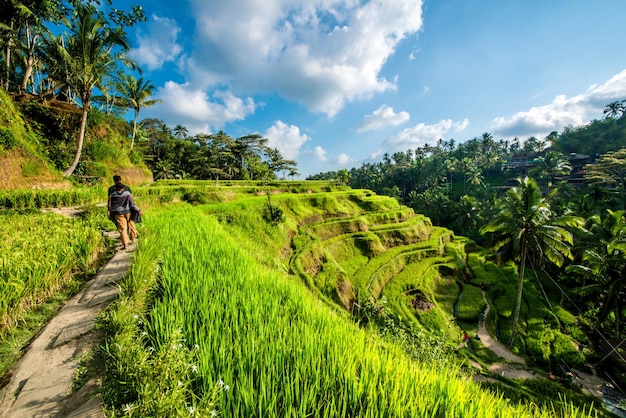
[
  {"left": 0, "top": 89, "right": 69, "bottom": 190},
  {"left": 0, "top": 89, "right": 152, "bottom": 189},
  {"left": 99, "top": 187, "right": 596, "bottom": 417}
]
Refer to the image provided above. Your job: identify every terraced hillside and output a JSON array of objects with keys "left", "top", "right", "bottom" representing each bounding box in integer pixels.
[
  {"left": 275, "top": 189, "right": 589, "bottom": 370},
  {"left": 283, "top": 190, "right": 469, "bottom": 339}
]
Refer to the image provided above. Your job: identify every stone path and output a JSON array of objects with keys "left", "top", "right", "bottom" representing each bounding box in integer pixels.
[
  {"left": 0, "top": 236, "right": 135, "bottom": 418},
  {"left": 477, "top": 290, "right": 527, "bottom": 365}
]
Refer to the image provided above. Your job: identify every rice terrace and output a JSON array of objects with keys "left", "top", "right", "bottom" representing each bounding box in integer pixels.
[
  {"left": 0, "top": 180, "right": 621, "bottom": 417},
  {"left": 2, "top": 0, "right": 626, "bottom": 416}
]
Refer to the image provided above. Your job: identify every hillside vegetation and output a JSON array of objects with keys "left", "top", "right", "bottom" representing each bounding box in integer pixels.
[
  {"left": 0, "top": 180, "right": 609, "bottom": 415},
  {"left": 0, "top": 89, "right": 151, "bottom": 190},
  {"left": 90, "top": 183, "right": 599, "bottom": 416}
]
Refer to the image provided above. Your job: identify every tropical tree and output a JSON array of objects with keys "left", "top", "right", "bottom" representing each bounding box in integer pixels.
[
  {"left": 40, "top": 4, "right": 136, "bottom": 176},
  {"left": 173, "top": 124, "right": 188, "bottom": 139},
  {"left": 232, "top": 134, "right": 269, "bottom": 179},
  {"left": 529, "top": 151, "right": 571, "bottom": 190},
  {"left": 480, "top": 177, "right": 583, "bottom": 345},
  {"left": 585, "top": 148, "right": 626, "bottom": 209},
  {"left": 337, "top": 168, "right": 352, "bottom": 186},
  {"left": 567, "top": 210, "right": 626, "bottom": 339},
  {"left": 265, "top": 147, "right": 296, "bottom": 179},
  {"left": 603, "top": 100, "right": 625, "bottom": 120},
  {"left": 466, "top": 166, "right": 484, "bottom": 192},
  {"left": 115, "top": 74, "right": 161, "bottom": 149},
  {"left": 0, "top": 0, "right": 55, "bottom": 90}
]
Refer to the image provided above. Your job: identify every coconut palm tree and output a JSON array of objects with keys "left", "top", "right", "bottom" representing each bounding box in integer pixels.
[
  {"left": 480, "top": 177, "right": 583, "bottom": 345},
  {"left": 603, "top": 100, "right": 625, "bottom": 119},
  {"left": 173, "top": 124, "right": 188, "bottom": 139},
  {"left": 115, "top": 74, "right": 161, "bottom": 149},
  {"left": 567, "top": 210, "right": 626, "bottom": 339},
  {"left": 41, "top": 4, "right": 136, "bottom": 176},
  {"left": 529, "top": 151, "right": 571, "bottom": 190}
]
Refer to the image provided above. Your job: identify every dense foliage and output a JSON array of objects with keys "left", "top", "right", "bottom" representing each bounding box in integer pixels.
[
  {"left": 309, "top": 111, "right": 626, "bottom": 385},
  {"left": 0, "top": 1, "right": 297, "bottom": 182}
]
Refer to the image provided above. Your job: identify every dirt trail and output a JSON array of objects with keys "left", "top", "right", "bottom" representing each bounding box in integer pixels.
[
  {"left": 473, "top": 290, "right": 617, "bottom": 401},
  {"left": 0, "top": 224, "right": 134, "bottom": 418}
]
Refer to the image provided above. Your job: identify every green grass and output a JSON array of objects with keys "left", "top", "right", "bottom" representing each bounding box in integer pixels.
[
  {"left": 99, "top": 203, "right": 594, "bottom": 417},
  {"left": 0, "top": 206, "right": 111, "bottom": 376}
]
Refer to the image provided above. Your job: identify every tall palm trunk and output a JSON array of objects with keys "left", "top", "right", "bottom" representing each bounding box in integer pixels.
[
  {"left": 63, "top": 99, "right": 90, "bottom": 176},
  {"left": 130, "top": 108, "right": 138, "bottom": 150},
  {"left": 20, "top": 25, "right": 37, "bottom": 92},
  {"left": 5, "top": 21, "right": 13, "bottom": 90},
  {"left": 509, "top": 241, "right": 527, "bottom": 346}
]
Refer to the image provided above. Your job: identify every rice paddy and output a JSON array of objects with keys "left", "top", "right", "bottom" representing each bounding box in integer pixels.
[{"left": 99, "top": 198, "right": 595, "bottom": 417}]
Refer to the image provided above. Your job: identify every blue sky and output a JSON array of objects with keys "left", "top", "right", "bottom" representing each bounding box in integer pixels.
[{"left": 118, "top": 0, "right": 626, "bottom": 178}]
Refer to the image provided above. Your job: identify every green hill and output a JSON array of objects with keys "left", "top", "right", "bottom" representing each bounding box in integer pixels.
[{"left": 0, "top": 89, "right": 151, "bottom": 190}]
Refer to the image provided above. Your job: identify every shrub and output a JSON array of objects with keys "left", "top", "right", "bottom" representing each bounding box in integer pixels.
[
  {"left": 21, "top": 160, "right": 44, "bottom": 176},
  {"left": 86, "top": 140, "right": 120, "bottom": 162},
  {"left": 181, "top": 191, "right": 210, "bottom": 205},
  {"left": 0, "top": 128, "right": 16, "bottom": 149},
  {"left": 262, "top": 194, "right": 286, "bottom": 225}
]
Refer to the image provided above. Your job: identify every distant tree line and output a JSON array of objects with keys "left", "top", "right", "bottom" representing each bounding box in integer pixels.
[{"left": 135, "top": 119, "right": 298, "bottom": 181}]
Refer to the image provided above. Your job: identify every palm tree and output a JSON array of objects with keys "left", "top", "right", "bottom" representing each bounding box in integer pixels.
[
  {"left": 41, "top": 4, "right": 135, "bottom": 176},
  {"left": 173, "top": 124, "right": 188, "bottom": 139},
  {"left": 567, "top": 210, "right": 626, "bottom": 339},
  {"left": 115, "top": 74, "right": 161, "bottom": 149},
  {"left": 603, "top": 100, "right": 625, "bottom": 119},
  {"left": 530, "top": 151, "right": 571, "bottom": 190},
  {"left": 480, "top": 177, "right": 583, "bottom": 345},
  {"left": 466, "top": 166, "right": 484, "bottom": 192}
]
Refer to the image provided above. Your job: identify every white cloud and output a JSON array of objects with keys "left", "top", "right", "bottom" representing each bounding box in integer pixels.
[
  {"left": 314, "top": 145, "right": 328, "bottom": 161},
  {"left": 130, "top": 14, "right": 183, "bottom": 70},
  {"left": 356, "top": 105, "right": 410, "bottom": 132},
  {"left": 370, "top": 149, "right": 384, "bottom": 160},
  {"left": 152, "top": 81, "right": 256, "bottom": 133},
  {"left": 386, "top": 118, "right": 469, "bottom": 149},
  {"left": 492, "top": 69, "right": 626, "bottom": 138},
  {"left": 336, "top": 152, "right": 350, "bottom": 165},
  {"left": 264, "top": 121, "right": 311, "bottom": 160},
  {"left": 186, "top": 0, "right": 424, "bottom": 116}
]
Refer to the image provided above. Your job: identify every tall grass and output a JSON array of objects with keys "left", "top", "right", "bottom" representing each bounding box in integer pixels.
[
  {"left": 101, "top": 204, "right": 594, "bottom": 417},
  {"left": 0, "top": 208, "right": 108, "bottom": 376},
  {"left": 0, "top": 210, "right": 105, "bottom": 330},
  {"left": 0, "top": 186, "right": 105, "bottom": 208}
]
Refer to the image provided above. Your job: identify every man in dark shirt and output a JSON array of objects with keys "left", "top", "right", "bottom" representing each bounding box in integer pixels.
[
  {"left": 107, "top": 175, "right": 137, "bottom": 244},
  {"left": 108, "top": 183, "right": 142, "bottom": 250}
]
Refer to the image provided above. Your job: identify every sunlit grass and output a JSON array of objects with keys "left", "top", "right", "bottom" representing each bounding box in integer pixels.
[{"left": 101, "top": 203, "right": 594, "bottom": 417}]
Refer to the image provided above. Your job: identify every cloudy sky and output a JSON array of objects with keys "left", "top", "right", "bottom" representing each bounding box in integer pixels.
[{"left": 121, "top": 0, "right": 626, "bottom": 178}]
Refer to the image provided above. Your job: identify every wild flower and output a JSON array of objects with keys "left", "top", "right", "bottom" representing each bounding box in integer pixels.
[
  {"left": 218, "top": 380, "right": 230, "bottom": 391},
  {"left": 188, "top": 405, "right": 196, "bottom": 414},
  {"left": 193, "top": 344, "right": 199, "bottom": 351},
  {"left": 210, "top": 410, "right": 218, "bottom": 417},
  {"left": 190, "top": 364, "right": 198, "bottom": 373},
  {"left": 123, "top": 403, "right": 133, "bottom": 413}
]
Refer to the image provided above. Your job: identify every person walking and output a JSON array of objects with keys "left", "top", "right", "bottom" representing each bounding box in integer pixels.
[
  {"left": 108, "top": 175, "right": 138, "bottom": 241},
  {"left": 108, "top": 183, "right": 142, "bottom": 250}
]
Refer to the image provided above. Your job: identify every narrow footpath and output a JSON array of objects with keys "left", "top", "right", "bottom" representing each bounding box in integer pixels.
[{"left": 0, "top": 235, "right": 135, "bottom": 418}]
